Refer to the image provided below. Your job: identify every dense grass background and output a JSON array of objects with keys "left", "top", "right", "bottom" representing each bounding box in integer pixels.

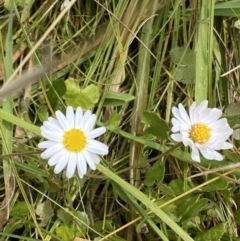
[{"left": 0, "top": 0, "right": 240, "bottom": 240}]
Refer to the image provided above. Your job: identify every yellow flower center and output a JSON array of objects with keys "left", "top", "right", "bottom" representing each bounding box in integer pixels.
[
  {"left": 189, "top": 123, "right": 211, "bottom": 144},
  {"left": 63, "top": 129, "right": 87, "bottom": 152}
]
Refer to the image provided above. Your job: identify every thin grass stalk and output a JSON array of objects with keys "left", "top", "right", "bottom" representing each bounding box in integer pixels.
[
  {"left": 2, "top": 0, "right": 14, "bottom": 223},
  {"left": 195, "top": 0, "right": 208, "bottom": 103}
]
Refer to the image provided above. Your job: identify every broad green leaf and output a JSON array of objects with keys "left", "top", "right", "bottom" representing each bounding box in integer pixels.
[
  {"left": 109, "top": 111, "right": 120, "bottom": 130},
  {"left": 157, "top": 183, "right": 175, "bottom": 198},
  {"left": 55, "top": 225, "right": 74, "bottom": 241},
  {"left": 47, "top": 80, "right": 66, "bottom": 109},
  {"left": 74, "top": 211, "right": 89, "bottom": 235},
  {"left": 2, "top": 219, "right": 23, "bottom": 235},
  {"left": 168, "top": 179, "right": 191, "bottom": 195},
  {"left": 214, "top": 0, "right": 240, "bottom": 16},
  {"left": 141, "top": 111, "right": 169, "bottom": 140},
  {"left": 170, "top": 47, "right": 195, "bottom": 84},
  {"left": 144, "top": 162, "right": 165, "bottom": 186},
  {"left": 37, "top": 105, "right": 49, "bottom": 122},
  {"left": 201, "top": 177, "right": 228, "bottom": 192},
  {"left": 93, "top": 220, "right": 114, "bottom": 232},
  {"left": 63, "top": 78, "right": 99, "bottom": 110},
  {"left": 223, "top": 150, "right": 239, "bottom": 163},
  {"left": 57, "top": 208, "right": 72, "bottom": 226},
  {"left": 104, "top": 91, "right": 135, "bottom": 106},
  {"left": 194, "top": 223, "right": 226, "bottom": 241},
  {"left": 224, "top": 102, "right": 240, "bottom": 140},
  {"left": 176, "top": 195, "right": 200, "bottom": 218},
  {"left": 180, "top": 198, "right": 208, "bottom": 222},
  {"left": 11, "top": 201, "right": 29, "bottom": 215},
  {"left": 35, "top": 200, "right": 54, "bottom": 227}
]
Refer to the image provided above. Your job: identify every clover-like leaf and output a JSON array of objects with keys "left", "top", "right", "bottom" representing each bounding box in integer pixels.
[{"left": 63, "top": 78, "right": 99, "bottom": 110}]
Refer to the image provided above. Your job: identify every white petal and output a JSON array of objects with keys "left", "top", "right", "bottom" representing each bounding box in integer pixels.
[
  {"left": 42, "top": 120, "right": 63, "bottom": 132},
  {"left": 82, "top": 150, "right": 96, "bottom": 170},
  {"left": 192, "top": 100, "right": 208, "bottom": 122},
  {"left": 82, "top": 114, "right": 96, "bottom": 132},
  {"left": 81, "top": 110, "right": 92, "bottom": 128},
  {"left": 66, "top": 106, "right": 74, "bottom": 127},
  {"left": 221, "top": 142, "right": 233, "bottom": 149},
  {"left": 212, "top": 151, "right": 223, "bottom": 161},
  {"left": 209, "top": 118, "right": 227, "bottom": 129},
  {"left": 86, "top": 140, "right": 109, "bottom": 155},
  {"left": 41, "top": 144, "right": 64, "bottom": 159},
  {"left": 199, "top": 147, "right": 223, "bottom": 161},
  {"left": 75, "top": 107, "right": 83, "bottom": 128},
  {"left": 88, "top": 152, "right": 100, "bottom": 164},
  {"left": 46, "top": 117, "right": 59, "bottom": 125},
  {"left": 171, "top": 133, "right": 182, "bottom": 142},
  {"left": 202, "top": 108, "right": 222, "bottom": 123},
  {"left": 38, "top": 140, "right": 57, "bottom": 148},
  {"left": 191, "top": 148, "right": 200, "bottom": 162},
  {"left": 55, "top": 110, "right": 71, "bottom": 131},
  {"left": 48, "top": 150, "right": 66, "bottom": 166},
  {"left": 77, "top": 152, "right": 87, "bottom": 177},
  {"left": 41, "top": 130, "right": 63, "bottom": 142},
  {"left": 189, "top": 102, "right": 197, "bottom": 123},
  {"left": 172, "top": 105, "right": 189, "bottom": 124},
  {"left": 178, "top": 103, "right": 191, "bottom": 124},
  {"left": 54, "top": 154, "right": 69, "bottom": 174},
  {"left": 66, "top": 153, "right": 77, "bottom": 178},
  {"left": 87, "top": 127, "right": 106, "bottom": 139}
]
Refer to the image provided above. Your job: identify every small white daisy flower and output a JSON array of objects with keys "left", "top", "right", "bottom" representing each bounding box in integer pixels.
[
  {"left": 38, "top": 106, "right": 108, "bottom": 178},
  {"left": 171, "top": 100, "right": 233, "bottom": 162}
]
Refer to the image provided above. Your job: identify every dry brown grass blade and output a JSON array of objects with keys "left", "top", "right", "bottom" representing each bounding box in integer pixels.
[{"left": 0, "top": 176, "right": 15, "bottom": 231}]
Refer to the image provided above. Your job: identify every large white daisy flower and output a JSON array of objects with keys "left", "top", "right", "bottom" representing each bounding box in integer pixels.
[
  {"left": 38, "top": 106, "right": 108, "bottom": 178},
  {"left": 171, "top": 100, "right": 233, "bottom": 162}
]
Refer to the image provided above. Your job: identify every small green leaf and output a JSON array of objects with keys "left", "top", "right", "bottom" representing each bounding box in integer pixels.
[
  {"left": 180, "top": 198, "right": 209, "bottom": 222},
  {"left": 201, "top": 177, "right": 228, "bottom": 192},
  {"left": 144, "top": 162, "right": 165, "bottom": 186},
  {"left": 170, "top": 47, "right": 195, "bottom": 84},
  {"left": 35, "top": 200, "right": 54, "bottom": 227},
  {"left": 74, "top": 211, "right": 89, "bottom": 235},
  {"left": 157, "top": 183, "right": 175, "bottom": 198},
  {"left": 3, "top": 219, "right": 24, "bottom": 234},
  {"left": 11, "top": 202, "right": 29, "bottom": 216},
  {"left": 109, "top": 111, "right": 120, "bottom": 130},
  {"left": 169, "top": 179, "right": 191, "bottom": 195},
  {"left": 57, "top": 208, "right": 72, "bottom": 226},
  {"left": 224, "top": 102, "right": 240, "bottom": 140},
  {"left": 194, "top": 223, "right": 226, "bottom": 241},
  {"left": 38, "top": 105, "right": 49, "bottom": 122},
  {"left": 141, "top": 111, "right": 169, "bottom": 140},
  {"left": 63, "top": 78, "right": 99, "bottom": 110},
  {"left": 176, "top": 195, "right": 199, "bottom": 217},
  {"left": 47, "top": 80, "right": 66, "bottom": 109},
  {"left": 223, "top": 150, "right": 239, "bottom": 163},
  {"left": 55, "top": 225, "right": 74, "bottom": 241},
  {"left": 214, "top": 0, "right": 240, "bottom": 16},
  {"left": 104, "top": 91, "right": 135, "bottom": 106}
]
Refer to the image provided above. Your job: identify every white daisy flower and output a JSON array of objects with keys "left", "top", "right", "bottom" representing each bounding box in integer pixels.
[
  {"left": 171, "top": 100, "right": 233, "bottom": 162},
  {"left": 38, "top": 106, "right": 108, "bottom": 178}
]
